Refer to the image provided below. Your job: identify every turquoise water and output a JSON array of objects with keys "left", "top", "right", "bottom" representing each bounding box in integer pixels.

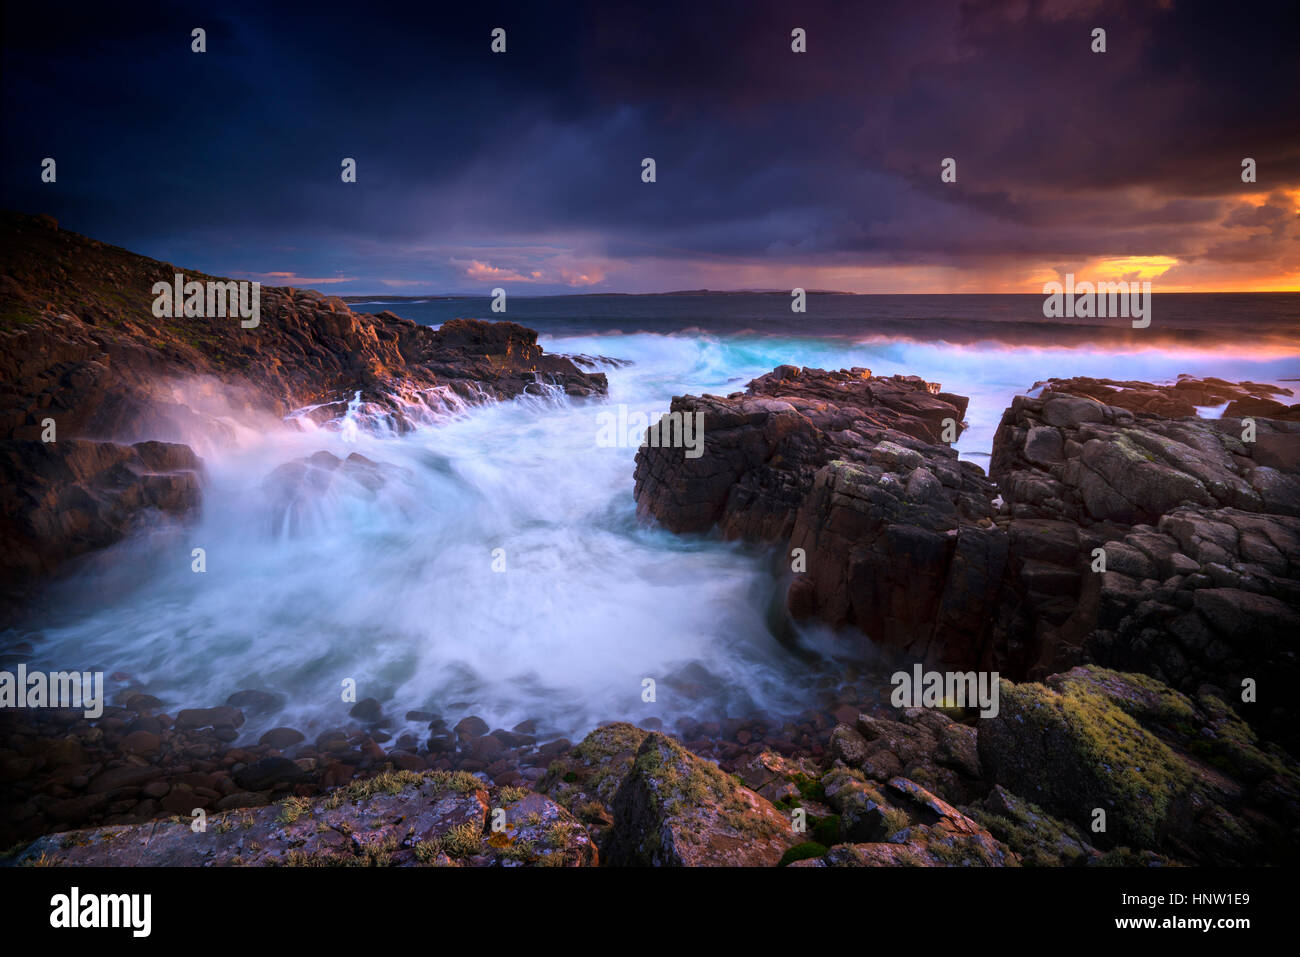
[{"left": 12, "top": 306, "right": 1300, "bottom": 745}]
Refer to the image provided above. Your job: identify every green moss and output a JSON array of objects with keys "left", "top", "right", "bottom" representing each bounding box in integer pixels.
[
  {"left": 497, "top": 785, "right": 529, "bottom": 804},
  {"left": 324, "top": 768, "right": 482, "bottom": 809},
  {"left": 1001, "top": 673, "right": 1196, "bottom": 848},
  {"left": 497, "top": 839, "right": 537, "bottom": 862},
  {"left": 967, "top": 792, "right": 1095, "bottom": 868},
  {"left": 927, "top": 838, "right": 975, "bottom": 865},
  {"left": 276, "top": 795, "right": 312, "bottom": 825},
  {"left": 792, "top": 772, "right": 826, "bottom": 803},
  {"left": 1096, "top": 847, "right": 1172, "bottom": 867},
  {"left": 413, "top": 839, "right": 442, "bottom": 863},
  {"left": 632, "top": 734, "right": 785, "bottom": 842},
  {"left": 573, "top": 723, "right": 649, "bottom": 763},
  {"left": 442, "top": 822, "right": 484, "bottom": 858},
  {"left": 779, "top": 842, "right": 828, "bottom": 867},
  {"left": 811, "top": 814, "right": 841, "bottom": 846},
  {"left": 880, "top": 807, "right": 910, "bottom": 838},
  {"left": 544, "top": 821, "right": 571, "bottom": 849}
]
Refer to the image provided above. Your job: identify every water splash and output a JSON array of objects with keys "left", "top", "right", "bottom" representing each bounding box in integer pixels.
[{"left": 11, "top": 330, "right": 1297, "bottom": 746}]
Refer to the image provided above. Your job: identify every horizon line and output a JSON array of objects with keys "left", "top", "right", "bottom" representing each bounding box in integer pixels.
[{"left": 338, "top": 288, "right": 1300, "bottom": 301}]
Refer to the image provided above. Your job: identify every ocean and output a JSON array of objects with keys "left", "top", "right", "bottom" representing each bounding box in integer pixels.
[{"left": 14, "top": 293, "right": 1300, "bottom": 746}]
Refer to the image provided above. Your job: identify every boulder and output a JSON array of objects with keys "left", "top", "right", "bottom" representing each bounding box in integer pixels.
[
  {"left": 976, "top": 666, "right": 1300, "bottom": 864},
  {"left": 603, "top": 732, "right": 796, "bottom": 866}
]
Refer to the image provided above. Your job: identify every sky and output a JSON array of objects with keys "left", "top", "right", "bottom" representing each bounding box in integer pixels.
[{"left": 3, "top": 0, "right": 1298, "bottom": 295}]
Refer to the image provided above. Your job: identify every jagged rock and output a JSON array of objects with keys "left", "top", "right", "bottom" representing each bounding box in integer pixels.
[
  {"left": 536, "top": 722, "right": 650, "bottom": 841},
  {"left": 633, "top": 365, "right": 1018, "bottom": 670},
  {"left": 603, "top": 732, "right": 796, "bottom": 866},
  {"left": 976, "top": 666, "right": 1300, "bottom": 865},
  {"left": 633, "top": 365, "right": 982, "bottom": 541},
  {"left": 635, "top": 368, "right": 1299, "bottom": 747},
  {"left": 0, "top": 212, "right": 606, "bottom": 616},
  {"left": 11, "top": 769, "right": 595, "bottom": 866},
  {"left": 992, "top": 377, "right": 1299, "bottom": 524},
  {"left": 0, "top": 437, "right": 201, "bottom": 605},
  {"left": 801, "top": 775, "right": 1016, "bottom": 866},
  {"left": 233, "top": 757, "right": 305, "bottom": 791},
  {"left": 828, "top": 709, "right": 984, "bottom": 803},
  {"left": 965, "top": 785, "right": 1102, "bottom": 866}
]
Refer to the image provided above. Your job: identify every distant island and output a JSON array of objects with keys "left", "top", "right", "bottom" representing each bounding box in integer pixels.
[{"left": 342, "top": 289, "right": 857, "bottom": 302}]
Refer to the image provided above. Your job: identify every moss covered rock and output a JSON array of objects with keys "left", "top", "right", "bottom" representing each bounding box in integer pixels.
[
  {"left": 966, "top": 785, "right": 1101, "bottom": 867},
  {"left": 604, "top": 732, "right": 797, "bottom": 866},
  {"left": 977, "top": 665, "right": 1300, "bottom": 864},
  {"left": 13, "top": 769, "right": 595, "bottom": 866},
  {"left": 536, "top": 722, "right": 649, "bottom": 838}
]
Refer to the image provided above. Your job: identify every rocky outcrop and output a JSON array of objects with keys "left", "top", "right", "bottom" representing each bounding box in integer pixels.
[
  {"left": 827, "top": 707, "right": 984, "bottom": 804},
  {"left": 634, "top": 365, "right": 982, "bottom": 541},
  {"left": 541, "top": 721, "right": 1014, "bottom": 868},
  {"left": 989, "top": 377, "right": 1300, "bottom": 746},
  {"left": 9, "top": 663, "right": 1292, "bottom": 867},
  {"left": 540, "top": 723, "right": 797, "bottom": 866},
  {"left": 0, "top": 679, "right": 571, "bottom": 851},
  {"left": 0, "top": 438, "right": 201, "bottom": 588},
  {"left": 634, "top": 370, "right": 1300, "bottom": 731},
  {"left": 634, "top": 365, "right": 1017, "bottom": 670},
  {"left": 10, "top": 769, "right": 595, "bottom": 866},
  {"left": 0, "top": 213, "right": 606, "bottom": 443},
  {"left": 604, "top": 731, "right": 796, "bottom": 866},
  {"left": 976, "top": 666, "right": 1300, "bottom": 865},
  {"left": 990, "top": 377, "right": 1300, "bottom": 524},
  {"left": 0, "top": 212, "right": 606, "bottom": 613},
  {"left": 794, "top": 775, "right": 1016, "bottom": 867}
]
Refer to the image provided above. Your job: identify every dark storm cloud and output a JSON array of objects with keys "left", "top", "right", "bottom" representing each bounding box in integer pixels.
[{"left": 2, "top": 0, "right": 1297, "bottom": 291}]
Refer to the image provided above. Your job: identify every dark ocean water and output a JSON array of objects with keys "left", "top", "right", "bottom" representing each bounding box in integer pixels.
[{"left": 346, "top": 291, "right": 1300, "bottom": 352}]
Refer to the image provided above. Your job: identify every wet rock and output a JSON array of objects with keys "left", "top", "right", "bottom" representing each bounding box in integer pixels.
[
  {"left": 453, "top": 716, "right": 490, "bottom": 740},
  {"left": 174, "top": 706, "right": 244, "bottom": 731},
  {"left": 225, "top": 690, "right": 286, "bottom": 714},
  {"left": 0, "top": 212, "right": 607, "bottom": 618},
  {"left": 348, "top": 698, "right": 385, "bottom": 724},
  {"left": 258, "top": 728, "right": 306, "bottom": 749},
  {"left": 123, "top": 693, "right": 166, "bottom": 712},
  {"left": 88, "top": 765, "right": 163, "bottom": 794},
  {"left": 0, "top": 438, "right": 202, "bottom": 614},
  {"left": 233, "top": 757, "right": 305, "bottom": 791},
  {"left": 119, "top": 731, "right": 160, "bottom": 755}
]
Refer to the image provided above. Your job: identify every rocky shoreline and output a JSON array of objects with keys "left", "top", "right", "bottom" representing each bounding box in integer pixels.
[
  {"left": 635, "top": 366, "right": 1300, "bottom": 748},
  {"left": 0, "top": 212, "right": 606, "bottom": 620},
  {"left": 8, "top": 659, "right": 1297, "bottom": 866},
  {"left": 3, "top": 213, "right": 1298, "bottom": 866}
]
